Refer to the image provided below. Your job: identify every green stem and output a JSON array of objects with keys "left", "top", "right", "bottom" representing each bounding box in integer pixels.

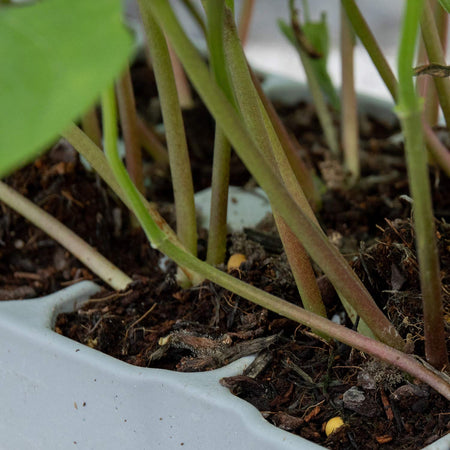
[
  {"left": 102, "top": 85, "right": 167, "bottom": 247},
  {"left": 250, "top": 69, "right": 317, "bottom": 207},
  {"left": 222, "top": 5, "right": 326, "bottom": 320},
  {"left": 144, "top": 0, "right": 405, "bottom": 350},
  {"left": 420, "top": 0, "right": 450, "bottom": 129},
  {"left": 180, "top": 0, "right": 207, "bottom": 36},
  {"left": 159, "top": 237, "right": 450, "bottom": 400},
  {"left": 81, "top": 107, "right": 102, "bottom": 149},
  {"left": 340, "top": 4, "right": 360, "bottom": 183},
  {"left": 62, "top": 123, "right": 202, "bottom": 285},
  {"left": 274, "top": 214, "right": 327, "bottom": 321},
  {"left": 100, "top": 84, "right": 450, "bottom": 397},
  {"left": 341, "top": 0, "right": 398, "bottom": 100},
  {"left": 138, "top": 1, "right": 198, "bottom": 256},
  {"left": 396, "top": 0, "right": 448, "bottom": 369},
  {"left": 423, "top": 119, "right": 450, "bottom": 177},
  {"left": 341, "top": 0, "right": 450, "bottom": 179},
  {"left": 206, "top": 127, "right": 231, "bottom": 265},
  {"left": 203, "top": 0, "right": 232, "bottom": 265},
  {"left": 167, "top": 41, "right": 195, "bottom": 109},
  {"left": 136, "top": 115, "right": 169, "bottom": 165},
  {"left": 417, "top": 0, "right": 447, "bottom": 127},
  {"left": 116, "top": 66, "right": 145, "bottom": 194},
  {"left": 0, "top": 181, "right": 132, "bottom": 291},
  {"left": 289, "top": 2, "right": 340, "bottom": 155}
]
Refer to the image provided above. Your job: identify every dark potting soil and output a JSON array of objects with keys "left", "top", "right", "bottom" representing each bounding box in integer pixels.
[{"left": 1, "top": 62, "right": 449, "bottom": 448}]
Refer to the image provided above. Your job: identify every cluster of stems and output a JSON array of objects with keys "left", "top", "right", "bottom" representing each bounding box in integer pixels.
[{"left": 1, "top": 0, "right": 449, "bottom": 399}]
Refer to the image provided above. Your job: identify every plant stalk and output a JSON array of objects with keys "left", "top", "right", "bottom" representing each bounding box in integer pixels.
[
  {"left": 340, "top": 5, "right": 360, "bottom": 183},
  {"left": 341, "top": 0, "right": 398, "bottom": 100},
  {"left": 116, "top": 66, "right": 144, "bottom": 194},
  {"left": 289, "top": 2, "right": 340, "bottom": 155},
  {"left": 144, "top": 0, "right": 405, "bottom": 350},
  {"left": 420, "top": 0, "right": 450, "bottom": 129},
  {"left": 62, "top": 124, "right": 202, "bottom": 285},
  {"left": 203, "top": 0, "right": 233, "bottom": 265},
  {"left": 138, "top": 1, "right": 198, "bottom": 256},
  {"left": 222, "top": 5, "right": 326, "bottom": 320},
  {"left": 136, "top": 115, "right": 169, "bottom": 165},
  {"left": 250, "top": 68, "right": 317, "bottom": 207},
  {"left": 167, "top": 41, "right": 195, "bottom": 109},
  {"left": 0, "top": 181, "right": 132, "bottom": 291},
  {"left": 237, "top": 0, "right": 255, "bottom": 46},
  {"left": 180, "top": 0, "right": 207, "bottom": 36},
  {"left": 396, "top": 0, "right": 448, "bottom": 369},
  {"left": 81, "top": 107, "right": 102, "bottom": 149},
  {"left": 101, "top": 80, "right": 449, "bottom": 400},
  {"left": 206, "top": 127, "right": 231, "bottom": 265}
]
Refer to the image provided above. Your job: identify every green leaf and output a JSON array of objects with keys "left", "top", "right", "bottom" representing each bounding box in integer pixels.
[
  {"left": 437, "top": 0, "right": 450, "bottom": 13},
  {"left": 0, "top": 0, "right": 133, "bottom": 178},
  {"left": 302, "top": 13, "right": 329, "bottom": 59},
  {"left": 278, "top": 15, "right": 339, "bottom": 110},
  {"left": 302, "top": 13, "right": 340, "bottom": 110},
  {"left": 277, "top": 18, "right": 296, "bottom": 46}
]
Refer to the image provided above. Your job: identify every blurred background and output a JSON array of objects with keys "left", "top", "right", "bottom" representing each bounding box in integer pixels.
[{"left": 125, "top": 1, "right": 447, "bottom": 101}]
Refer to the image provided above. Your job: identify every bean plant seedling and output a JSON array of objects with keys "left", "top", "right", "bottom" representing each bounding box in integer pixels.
[{"left": 0, "top": 0, "right": 449, "bottom": 401}]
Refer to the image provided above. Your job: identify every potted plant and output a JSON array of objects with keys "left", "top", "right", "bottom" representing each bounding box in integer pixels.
[{"left": 0, "top": 0, "right": 449, "bottom": 448}]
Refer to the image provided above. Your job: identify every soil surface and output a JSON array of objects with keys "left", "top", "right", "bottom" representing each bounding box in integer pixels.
[{"left": 1, "top": 62, "right": 449, "bottom": 449}]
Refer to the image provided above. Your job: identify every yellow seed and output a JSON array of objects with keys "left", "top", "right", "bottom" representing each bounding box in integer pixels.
[
  {"left": 227, "top": 253, "right": 247, "bottom": 272},
  {"left": 325, "top": 416, "right": 345, "bottom": 436}
]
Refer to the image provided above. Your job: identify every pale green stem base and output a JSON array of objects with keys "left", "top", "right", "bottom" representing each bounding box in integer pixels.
[
  {"left": 206, "top": 126, "right": 231, "bottom": 265},
  {"left": 340, "top": 5, "right": 360, "bottom": 183},
  {"left": 81, "top": 107, "right": 102, "bottom": 149},
  {"left": 397, "top": 0, "right": 448, "bottom": 369},
  {"left": 116, "top": 67, "right": 145, "bottom": 194},
  {"left": 139, "top": 1, "right": 198, "bottom": 256},
  {"left": 136, "top": 115, "right": 169, "bottom": 165},
  {"left": 62, "top": 124, "right": 203, "bottom": 286},
  {"left": 0, "top": 181, "right": 132, "bottom": 291}
]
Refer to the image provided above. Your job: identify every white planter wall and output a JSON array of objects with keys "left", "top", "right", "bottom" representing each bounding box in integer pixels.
[{"left": 0, "top": 281, "right": 324, "bottom": 449}]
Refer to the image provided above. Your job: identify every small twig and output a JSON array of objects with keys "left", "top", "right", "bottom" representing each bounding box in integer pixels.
[
  {"left": 282, "top": 357, "right": 315, "bottom": 385},
  {"left": 86, "top": 316, "right": 105, "bottom": 336},
  {"left": 243, "top": 350, "right": 274, "bottom": 378},
  {"left": 13, "top": 271, "right": 42, "bottom": 281},
  {"left": 60, "top": 277, "right": 92, "bottom": 287},
  {"left": 124, "top": 303, "right": 157, "bottom": 341},
  {"left": 85, "top": 290, "right": 133, "bottom": 304}
]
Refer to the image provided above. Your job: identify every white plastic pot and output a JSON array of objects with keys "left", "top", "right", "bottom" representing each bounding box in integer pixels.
[
  {"left": 0, "top": 281, "right": 324, "bottom": 450},
  {"left": 1, "top": 281, "right": 448, "bottom": 450}
]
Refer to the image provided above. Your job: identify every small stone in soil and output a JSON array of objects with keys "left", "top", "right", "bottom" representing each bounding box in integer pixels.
[
  {"left": 343, "top": 386, "right": 381, "bottom": 417},
  {"left": 390, "top": 384, "right": 430, "bottom": 412}
]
